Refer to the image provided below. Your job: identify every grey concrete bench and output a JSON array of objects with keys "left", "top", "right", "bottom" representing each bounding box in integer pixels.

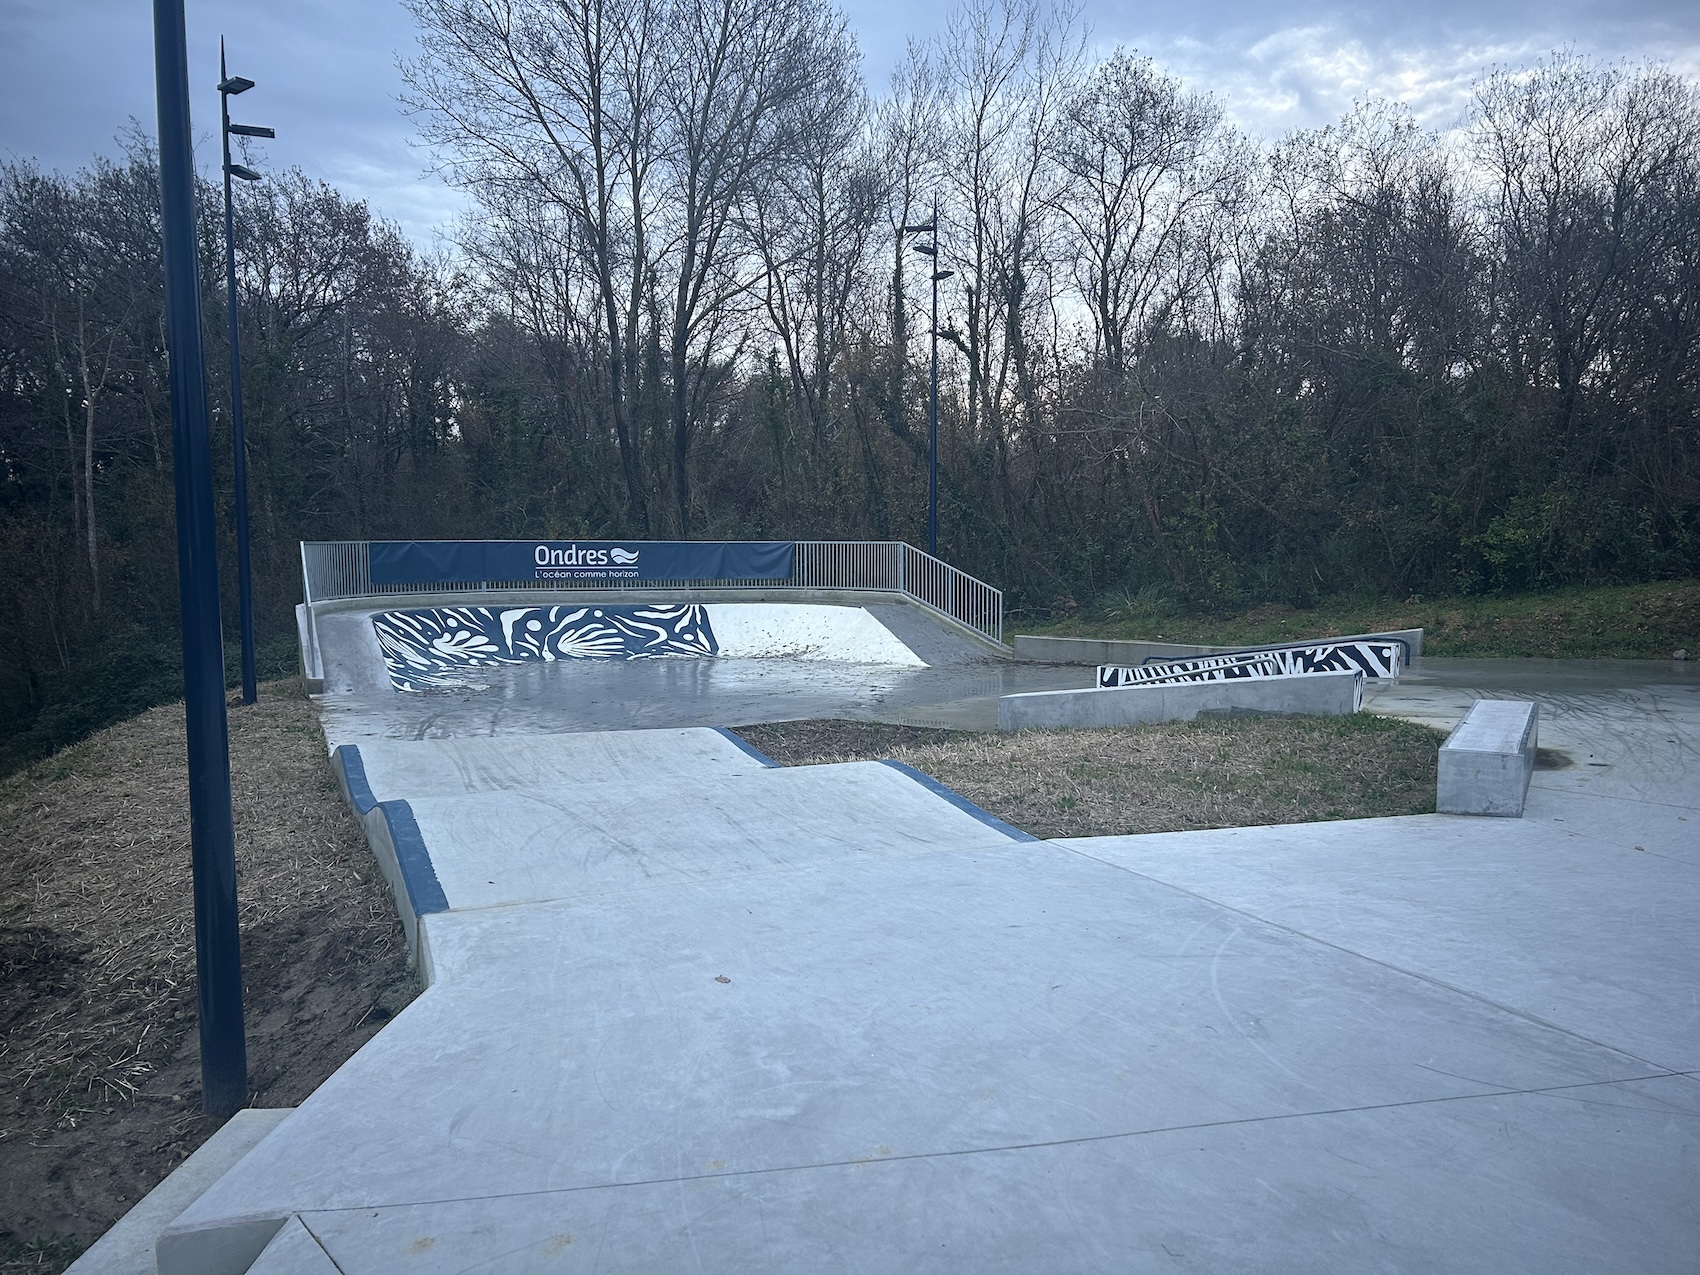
[{"left": 1437, "top": 699, "right": 1538, "bottom": 817}]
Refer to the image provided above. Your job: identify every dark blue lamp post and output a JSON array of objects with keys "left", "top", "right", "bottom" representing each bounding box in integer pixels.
[
  {"left": 218, "top": 39, "right": 272, "bottom": 705},
  {"left": 152, "top": 0, "right": 248, "bottom": 1117},
  {"left": 901, "top": 200, "right": 952, "bottom": 558}
]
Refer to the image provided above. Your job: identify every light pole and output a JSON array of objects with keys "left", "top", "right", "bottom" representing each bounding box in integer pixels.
[
  {"left": 901, "top": 201, "right": 952, "bottom": 559},
  {"left": 218, "top": 39, "right": 273, "bottom": 706},
  {"left": 153, "top": 0, "right": 247, "bottom": 1118}
]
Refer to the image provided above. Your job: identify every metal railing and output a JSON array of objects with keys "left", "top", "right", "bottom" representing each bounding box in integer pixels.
[{"left": 301, "top": 540, "right": 1004, "bottom": 645}]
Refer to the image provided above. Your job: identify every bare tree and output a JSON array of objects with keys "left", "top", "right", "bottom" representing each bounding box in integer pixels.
[
  {"left": 1053, "top": 51, "right": 1235, "bottom": 374},
  {"left": 405, "top": 0, "right": 662, "bottom": 529},
  {"left": 745, "top": 48, "right": 878, "bottom": 461}
]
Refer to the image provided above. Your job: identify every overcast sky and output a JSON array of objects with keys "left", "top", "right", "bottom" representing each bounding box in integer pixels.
[{"left": 2, "top": 0, "right": 1695, "bottom": 249}]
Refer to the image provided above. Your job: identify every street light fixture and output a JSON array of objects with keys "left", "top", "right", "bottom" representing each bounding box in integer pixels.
[
  {"left": 218, "top": 38, "right": 271, "bottom": 706},
  {"left": 901, "top": 201, "right": 949, "bottom": 557}
]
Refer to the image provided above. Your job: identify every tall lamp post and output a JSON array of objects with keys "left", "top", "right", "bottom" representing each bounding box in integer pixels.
[
  {"left": 153, "top": 0, "right": 247, "bottom": 1118},
  {"left": 218, "top": 40, "right": 273, "bottom": 706},
  {"left": 901, "top": 201, "right": 952, "bottom": 558}
]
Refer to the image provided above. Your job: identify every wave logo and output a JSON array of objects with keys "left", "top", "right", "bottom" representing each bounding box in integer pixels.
[{"left": 609, "top": 547, "right": 640, "bottom": 564}]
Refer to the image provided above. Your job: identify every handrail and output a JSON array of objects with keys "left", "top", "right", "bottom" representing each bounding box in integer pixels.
[{"left": 299, "top": 540, "right": 1003, "bottom": 645}]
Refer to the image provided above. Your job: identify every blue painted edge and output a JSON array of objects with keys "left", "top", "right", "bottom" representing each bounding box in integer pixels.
[
  {"left": 378, "top": 799, "right": 450, "bottom": 916},
  {"left": 712, "top": 726, "right": 781, "bottom": 769},
  {"left": 333, "top": 744, "right": 378, "bottom": 815},
  {"left": 878, "top": 759, "right": 1037, "bottom": 842}
]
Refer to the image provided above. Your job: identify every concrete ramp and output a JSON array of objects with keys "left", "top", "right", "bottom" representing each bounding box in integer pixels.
[
  {"left": 331, "top": 729, "right": 1031, "bottom": 925},
  {"left": 330, "top": 727, "right": 773, "bottom": 793},
  {"left": 308, "top": 599, "right": 1002, "bottom": 696},
  {"left": 399, "top": 760, "right": 1028, "bottom": 913}
]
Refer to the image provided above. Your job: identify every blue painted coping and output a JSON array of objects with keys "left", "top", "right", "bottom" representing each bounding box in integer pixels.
[
  {"left": 377, "top": 799, "right": 450, "bottom": 916},
  {"left": 332, "top": 744, "right": 449, "bottom": 917},
  {"left": 712, "top": 726, "right": 781, "bottom": 768},
  {"left": 878, "top": 759, "right": 1037, "bottom": 842},
  {"left": 333, "top": 744, "right": 379, "bottom": 815}
]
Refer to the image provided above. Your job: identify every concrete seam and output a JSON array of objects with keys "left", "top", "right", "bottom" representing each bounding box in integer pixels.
[
  {"left": 284, "top": 1070, "right": 1683, "bottom": 1218},
  {"left": 377, "top": 799, "right": 450, "bottom": 916},
  {"left": 877, "top": 760, "right": 1037, "bottom": 841},
  {"left": 1055, "top": 841, "right": 1681, "bottom": 1072},
  {"left": 711, "top": 726, "right": 781, "bottom": 768},
  {"left": 296, "top": 1215, "right": 350, "bottom": 1273}
]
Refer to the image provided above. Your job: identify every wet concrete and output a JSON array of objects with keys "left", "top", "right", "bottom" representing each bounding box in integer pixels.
[
  {"left": 318, "top": 655, "right": 1096, "bottom": 745},
  {"left": 1365, "top": 657, "right": 1699, "bottom": 805},
  {"left": 321, "top": 648, "right": 1700, "bottom": 761}
]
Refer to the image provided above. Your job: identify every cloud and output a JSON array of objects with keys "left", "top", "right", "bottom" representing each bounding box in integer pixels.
[
  {"left": 1101, "top": 20, "right": 1700, "bottom": 141},
  {"left": 3, "top": 0, "right": 1696, "bottom": 249}
]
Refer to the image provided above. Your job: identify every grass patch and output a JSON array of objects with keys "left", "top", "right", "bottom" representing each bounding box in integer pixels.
[
  {"left": 1019, "top": 579, "right": 1700, "bottom": 660},
  {"left": 736, "top": 714, "right": 1445, "bottom": 839},
  {"left": 0, "top": 679, "right": 416, "bottom": 1268}
]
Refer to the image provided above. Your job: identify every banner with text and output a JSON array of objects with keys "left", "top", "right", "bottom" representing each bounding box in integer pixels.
[{"left": 368, "top": 540, "right": 796, "bottom": 587}]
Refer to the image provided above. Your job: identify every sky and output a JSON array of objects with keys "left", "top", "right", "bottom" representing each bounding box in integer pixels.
[{"left": 2, "top": 0, "right": 1696, "bottom": 250}]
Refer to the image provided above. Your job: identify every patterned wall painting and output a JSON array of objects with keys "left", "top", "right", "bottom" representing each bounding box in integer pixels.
[
  {"left": 372, "top": 605, "right": 718, "bottom": 691},
  {"left": 1097, "top": 639, "right": 1405, "bottom": 690}
]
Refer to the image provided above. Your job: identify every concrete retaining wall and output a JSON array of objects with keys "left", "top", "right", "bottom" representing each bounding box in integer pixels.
[
  {"left": 1014, "top": 628, "right": 1423, "bottom": 665},
  {"left": 997, "top": 669, "right": 1363, "bottom": 731}
]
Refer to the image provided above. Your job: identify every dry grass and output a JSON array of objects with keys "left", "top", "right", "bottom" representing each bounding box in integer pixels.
[
  {"left": 0, "top": 679, "right": 416, "bottom": 1266},
  {"left": 736, "top": 715, "right": 1445, "bottom": 838}
]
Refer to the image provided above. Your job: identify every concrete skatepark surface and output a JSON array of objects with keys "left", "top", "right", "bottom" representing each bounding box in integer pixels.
[{"left": 77, "top": 600, "right": 1697, "bottom": 1273}]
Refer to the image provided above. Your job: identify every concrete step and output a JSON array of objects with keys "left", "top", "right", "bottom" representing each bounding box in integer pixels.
[{"left": 66, "top": 1109, "right": 292, "bottom": 1275}]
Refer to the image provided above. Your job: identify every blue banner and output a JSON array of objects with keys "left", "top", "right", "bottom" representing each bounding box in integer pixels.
[{"left": 368, "top": 540, "right": 796, "bottom": 587}]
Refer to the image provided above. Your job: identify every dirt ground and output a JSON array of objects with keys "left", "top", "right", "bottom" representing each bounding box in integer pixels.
[
  {"left": 0, "top": 680, "right": 416, "bottom": 1270},
  {"left": 734, "top": 713, "right": 1446, "bottom": 838}
]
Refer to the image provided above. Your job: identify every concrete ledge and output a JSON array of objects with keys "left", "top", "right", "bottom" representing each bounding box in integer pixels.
[
  {"left": 330, "top": 745, "right": 444, "bottom": 959},
  {"left": 65, "top": 1108, "right": 292, "bottom": 1275},
  {"left": 1437, "top": 699, "right": 1538, "bottom": 817},
  {"left": 998, "top": 670, "right": 1363, "bottom": 731},
  {"left": 1015, "top": 628, "right": 1423, "bottom": 665}
]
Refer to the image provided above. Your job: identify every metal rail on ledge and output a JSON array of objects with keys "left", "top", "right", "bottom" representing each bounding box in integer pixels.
[{"left": 300, "top": 540, "right": 1004, "bottom": 646}]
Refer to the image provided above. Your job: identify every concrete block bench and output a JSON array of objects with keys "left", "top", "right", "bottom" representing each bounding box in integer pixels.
[{"left": 1437, "top": 699, "right": 1538, "bottom": 817}]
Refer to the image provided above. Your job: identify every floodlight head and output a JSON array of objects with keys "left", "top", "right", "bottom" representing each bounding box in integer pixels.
[
  {"left": 911, "top": 243, "right": 936, "bottom": 257},
  {"left": 226, "top": 163, "right": 262, "bottom": 182},
  {"left": 901, "top": 221, "right": 936, "bottom": 234},
  {"left": 219, "top": 75, "right": 255, "bottom": 95},
  {"left": 228, "top": 123, "right": 275, "bottom": 138},
  {"left": 933, "top": 270, "right": 955, "bottom": 281}
]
